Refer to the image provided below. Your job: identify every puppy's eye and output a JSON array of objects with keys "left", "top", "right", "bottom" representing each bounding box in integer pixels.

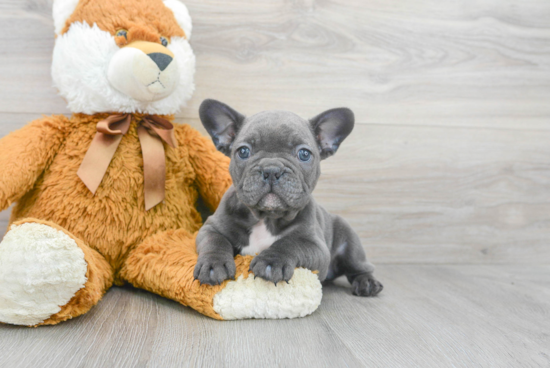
[
  {"left": 298, "top": 148, "right": 312, "bottom": 162},
  {"left": 160, "top": 36, "right": 169, "bottom": 47},
  {"left": 237, "top": 146, "right": 250, "bottom": 159},
  {"left": 116, "top": 29, "right": 128, "bottom": 39}
]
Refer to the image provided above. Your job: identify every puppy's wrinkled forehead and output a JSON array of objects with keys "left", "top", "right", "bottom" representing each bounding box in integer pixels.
[
  {"left": 237, "top": 111, "right": 316, "bottom": 152},
  {"left": 199, "top": 99, "right": 355, "bottom": 160}
]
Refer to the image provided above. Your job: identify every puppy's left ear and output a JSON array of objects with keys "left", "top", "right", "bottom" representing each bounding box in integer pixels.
[
  {"left": 199, "top": 99, "right": 246, "bottom": 156},
  {"left": 310, "top": 108, "right": 354, "bottom": 159}
]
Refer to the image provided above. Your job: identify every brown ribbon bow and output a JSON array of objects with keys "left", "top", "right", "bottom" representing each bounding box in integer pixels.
[{"left": 77, "top": 114, "right": 177, "bottom": 211}]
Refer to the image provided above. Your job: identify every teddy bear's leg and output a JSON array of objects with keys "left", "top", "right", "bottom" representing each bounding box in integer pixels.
[
  {"left": 120, "top": 229, "right": 323, "bottom": 320},
  {"left": 0, "top": 218, "right": 114, "bottom": 326}
]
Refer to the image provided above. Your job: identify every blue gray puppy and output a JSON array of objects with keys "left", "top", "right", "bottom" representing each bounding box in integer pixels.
[{"left": 194, "top": 99, "right": 383, "bottom": 297}]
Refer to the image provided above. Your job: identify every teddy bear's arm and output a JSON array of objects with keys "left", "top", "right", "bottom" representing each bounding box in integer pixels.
[
  {"left": 0, "top": 115, "right": 70, "bottom": 211},
  {"left": 178, "top": 125, "right": 232, "bottom": 212}
]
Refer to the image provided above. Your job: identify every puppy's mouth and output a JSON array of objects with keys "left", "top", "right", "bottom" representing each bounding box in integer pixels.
[
  {"left": 256, "top": 193, "right": 286, "bottom": 212},
  {"left": 238, "top": 165, "right": 308, "bottom": 217}
]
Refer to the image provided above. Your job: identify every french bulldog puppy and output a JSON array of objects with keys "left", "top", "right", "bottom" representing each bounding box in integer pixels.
[{"left": 193, "top": 99, "right": 383, "bottom": 297}]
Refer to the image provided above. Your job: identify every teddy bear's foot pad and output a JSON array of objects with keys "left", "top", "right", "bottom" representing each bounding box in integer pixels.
[
  {"left": 0, "top": 222, "right": 88, "bottom": 326},
  {"left": 213, "top": 268, "right": 323, "bottom": 320}
]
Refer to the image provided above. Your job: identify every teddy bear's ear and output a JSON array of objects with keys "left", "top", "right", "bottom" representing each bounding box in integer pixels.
[
  {"left": 52, "top": 0, "right": 80, "bottom": 35},
  {"left": 163, "top": 0, "right": 193, "bottom": 40}
]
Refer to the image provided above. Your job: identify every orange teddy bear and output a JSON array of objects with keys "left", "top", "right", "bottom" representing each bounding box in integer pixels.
[{"left": 0, "top": 0, "right": 321, "bottom": 326}]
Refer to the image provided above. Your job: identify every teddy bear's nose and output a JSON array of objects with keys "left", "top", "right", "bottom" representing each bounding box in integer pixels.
[{"left": 148, "top": 53, "right": 173, "bottom": 71}]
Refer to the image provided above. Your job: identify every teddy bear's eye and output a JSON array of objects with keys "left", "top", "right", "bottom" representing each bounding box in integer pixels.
[
  {"left": 160, "top": 36, "right": 169, "bottom": 47},
  {"left": 116, "top": 29, "right": 128, "bottom": 39}
]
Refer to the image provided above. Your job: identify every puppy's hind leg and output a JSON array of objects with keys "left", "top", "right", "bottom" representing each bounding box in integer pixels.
[{"left": 330, "top": 216, "right": 383, "bottom": 297}]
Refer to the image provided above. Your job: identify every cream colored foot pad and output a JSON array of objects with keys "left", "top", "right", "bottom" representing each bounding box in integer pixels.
[
  {"left": 213, "top": 268, "right": 322, "bottom": 320},
  {"left": 0, "top": 223, "right": 87, "bottom": 326}
]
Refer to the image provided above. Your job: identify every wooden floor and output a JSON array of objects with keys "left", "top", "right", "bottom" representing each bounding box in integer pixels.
[
  {"left": 2, "top": 265, "right": 549, "bottom": 368},
  {"left": 1, "top": 0, "right": 549, "bottom": 367}
]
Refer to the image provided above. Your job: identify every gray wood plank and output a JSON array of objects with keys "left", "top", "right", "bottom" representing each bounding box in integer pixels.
[
  {"left": 323, "top": 264, "right": 550, "bottom": 367},
  {"left": 0, "top": 113, "right": 52, "bottom": 137},
  {"left": 1, "top": 0, "right": 550, "bottom": 130},
  {"left": 0, "top": 265, "right": 548, "bottom": 368},
  {"left": 315, "top": 123, "right": 550, "bottom": 264}
]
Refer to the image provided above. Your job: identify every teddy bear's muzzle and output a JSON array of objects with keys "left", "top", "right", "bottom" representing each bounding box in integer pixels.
[{"left": 107, "top": 41, "right": 180, "bottom": 102}]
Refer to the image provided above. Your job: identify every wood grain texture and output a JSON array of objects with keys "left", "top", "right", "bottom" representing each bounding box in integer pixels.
[
  {"left": 1, "top": 0, "right": 550, "bottom": 129},
  {"left": 1, "top": 265, "right": 549, "bottom": 368},
  {"left": 0, "top": 1, "right": 549, "bottom": 367}
]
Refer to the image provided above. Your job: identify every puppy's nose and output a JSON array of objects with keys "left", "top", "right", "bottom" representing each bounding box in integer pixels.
[
  {"left": 262, "top": 166, "right": 282, "bottom": 182},
  {"left": 148, "top": 52, "right": 173, "bottom": 71}
]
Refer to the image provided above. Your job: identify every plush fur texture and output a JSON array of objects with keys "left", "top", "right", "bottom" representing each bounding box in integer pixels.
[
  {"left": 0, "top": 114, "right": 322, "bottom": 324},
  {"left": 3, "top": 115, "right": 231, "bottom": 274},
  {"left": 0, "top": 114, "right": 233, "bottom": 324},
  {"left": 52, "top": 0, "right": 194, "bottom": 115},
  {"left": 2, "top": 218, "right": 114, "bottom": 326},
  {"left": 163, "top": 0, "right": 193, "bottom": 39},
  {"left": 53, "top": 0, "right": 80, "bottom": 35},
  {"left": 0, "top": 222, "right": 87, "bottom": 326},
  {"left": 106, "top": 42, "right": 180, "bottom": 102},
  {"left": 213, "top": 268, "right": 322, "bottom": 320},
  {"left": 52, "top": 22, "right": 195, "bottom": 115},
  {"left": 0, "top": 0, "right": 322, "bottom": 325},
  {"left": 59, "top": 0, "right": 187, "bottom": 39}
]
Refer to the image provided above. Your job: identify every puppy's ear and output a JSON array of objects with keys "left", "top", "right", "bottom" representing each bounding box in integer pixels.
[
  {"left": 310, "top": 108, "right": 354, "bottom": 159},
  {"left": 199, "top": 99, "right": 246, "bottom": 156}
]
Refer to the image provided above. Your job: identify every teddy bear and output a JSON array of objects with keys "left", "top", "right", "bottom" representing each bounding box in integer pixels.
[{"left": 0, "top": 0, "right": 322, "bottom": 326}]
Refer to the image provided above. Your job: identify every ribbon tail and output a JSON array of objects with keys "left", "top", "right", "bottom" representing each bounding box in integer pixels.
[
  {"left": 144, "top": 117, "right": 178, "bottom": 148},
  {"left": 77, "top": 133, "right": 124, "bottom": 194},
  {"left": 138, "top": 125, "right": 166, "bottom": 211}
]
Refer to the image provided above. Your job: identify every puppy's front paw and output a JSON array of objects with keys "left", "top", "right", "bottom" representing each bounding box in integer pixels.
[
  {"left": 249, "top": 252, "right": 297, "bottom": 285},
  {"left": 194, "top": 253, "right": 236, "bottom": 285},
  {"left": 352, "top": 273, "right": 383, "bottom": 297}
]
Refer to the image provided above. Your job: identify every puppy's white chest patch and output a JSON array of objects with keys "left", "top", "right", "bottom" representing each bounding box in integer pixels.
[{"left": 241, "top": 220, "right": 281, "bottom": 256}]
